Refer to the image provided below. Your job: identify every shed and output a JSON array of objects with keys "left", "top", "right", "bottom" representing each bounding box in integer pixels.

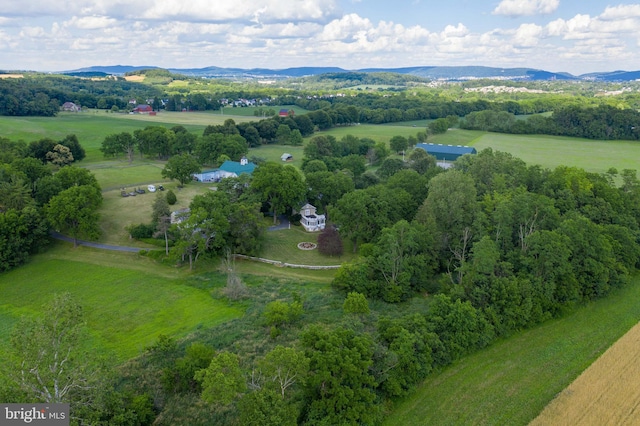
[
  {"left": 281, "top": 153, "right": 293, "bottom": 162},
  {"left": 415, "top": 143, "right": 477, "bottom": 162},
  {"left": 61, "top": 102, "right": 80, "bottom": 112}
]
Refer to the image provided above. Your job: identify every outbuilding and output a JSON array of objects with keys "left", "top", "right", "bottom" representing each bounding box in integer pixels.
[
  {"left": 415, "top": 143, "right": 476, "bottom": 168},
  {"left": 192, "top": 157, "right": 256, "bottom": 182}
]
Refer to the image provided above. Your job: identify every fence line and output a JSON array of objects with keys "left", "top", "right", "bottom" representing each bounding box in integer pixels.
[{"left": 233, "top": 254, "right": 341, "bottom": 270}]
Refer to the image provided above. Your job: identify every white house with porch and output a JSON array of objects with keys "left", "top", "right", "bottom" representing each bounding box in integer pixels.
[{"left": 299, "top": 203, "right": 326, "bottom": 232}]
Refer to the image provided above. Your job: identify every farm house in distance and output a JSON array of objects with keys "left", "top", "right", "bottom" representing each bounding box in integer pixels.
[
  {"left": 192, "top": 157, "right": 256, "bottom": 183},
  {"left": 415, "top": 143, "right": 477, "bottom": 168}
]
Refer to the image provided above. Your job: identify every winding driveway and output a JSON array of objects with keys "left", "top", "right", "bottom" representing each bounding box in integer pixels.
[{"left": 50, "top": 231, "right": 143, "bottom": 252}]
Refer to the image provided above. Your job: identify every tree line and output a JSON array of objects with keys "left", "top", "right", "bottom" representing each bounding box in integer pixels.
[
  {"left": 0, "top": 75, "right": 162, "bottom": 115},
  {"left": 0, "top": 136, "right": 100, "bottom": 271},
  {"left": 460, "top": 104, "right": 640, "bottom": 140}
]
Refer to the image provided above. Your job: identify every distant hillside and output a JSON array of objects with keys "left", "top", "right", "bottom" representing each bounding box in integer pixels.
[
  {"left": 62, "top": 65, "right": 640, "bottom": 82},
  {"left": 580, "top": 70, "right": 640, "bottom": 81}
]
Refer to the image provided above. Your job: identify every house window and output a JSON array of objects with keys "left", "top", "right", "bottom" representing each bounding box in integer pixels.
[{"left": 305, "top": 209, "right": 310, "bottom": 216}]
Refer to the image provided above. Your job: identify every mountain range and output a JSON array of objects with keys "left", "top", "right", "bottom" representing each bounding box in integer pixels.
[{"left": 64, "top": 65, "right": 640, "bottom": 82}]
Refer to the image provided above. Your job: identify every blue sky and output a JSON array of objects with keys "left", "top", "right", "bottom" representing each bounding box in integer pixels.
[{"left": 1, "top": 0, "right": 640, "bottom": 74}]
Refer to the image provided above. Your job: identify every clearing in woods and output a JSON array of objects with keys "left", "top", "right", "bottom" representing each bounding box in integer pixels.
[{"left": 530, "top": 321, "right": 640, "bottom": 426}]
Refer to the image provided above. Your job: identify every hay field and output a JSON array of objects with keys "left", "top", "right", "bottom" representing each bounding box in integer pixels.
[{"left": 530, "top": 321, "right": 640, "bottom": 426}]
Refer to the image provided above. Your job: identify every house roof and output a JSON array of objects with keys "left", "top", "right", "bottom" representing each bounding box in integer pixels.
[
  {"left": 219, "top": 160, "right": 256, "bottom": 175},
  {"left": 415, "top": 143, "right": 477, "bottom": 161}
]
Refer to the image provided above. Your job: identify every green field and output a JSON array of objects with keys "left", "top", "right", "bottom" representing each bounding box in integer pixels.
[
  {"left": 0, "top": 111, "right": 254, "bottom": 163},
  {"left": 473, "top": 132, "right": 640, "bottom": 175},
  {"left": 386, "top": 278, "right": 640, "bottom": 426},
  {"left": 218, "top": 105, "right": 311, "bottom": 117},
  {"left": 0, "top": 245, "right": 243, "bottom": 362},
  {"left": 259, "top": 226, "right": 356, "bottom": 266},
  {"left": 316, "top": 124, "right": 425, "bottom": 144}
]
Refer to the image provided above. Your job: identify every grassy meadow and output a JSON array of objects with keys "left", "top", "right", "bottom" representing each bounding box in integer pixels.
[
  {"left": 0, "top": 244, "right": 243, "bottom": 362},
  {"left": 385, "top": 277, "right": 640, "bottom": 426},
  {"left": 530, "top": 321, "right": 640, "bottom": 425},
  {"left": 473, "top": 132, "right": 640, "bottom": 175}
]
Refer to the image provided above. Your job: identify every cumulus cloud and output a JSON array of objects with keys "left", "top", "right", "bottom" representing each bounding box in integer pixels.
[
  {"left": 64, "top": 15, "right": 117, "bottom": 30},
  {"left": 512, "top": 23, "right": 543, "bottom": 47},
  {"left": 2, "top": 0, "right": 340, "bottom": 24},
  {"left": 493, "top": 0, "right": 559, "bottom": 17},
  {"left": 3, "top": 1, "right": 640, "bottom": 74},
  {"left": 599, "top": 4, "right": 640, "bottom": 20}
]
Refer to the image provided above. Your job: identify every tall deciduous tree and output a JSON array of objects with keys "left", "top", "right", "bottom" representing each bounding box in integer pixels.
[
  {"left": 416, "top": 169, "right": 478, "bottom": 281},
  {"left": 258, "top": 346, "right": 309, "bottom": 400},
  {"left": 251, "top": 162, "right": 306, "bottom": 225},
  {"left": 161, "top": 153, "right": 201, "bottom": 187},
  {"left": 8, "top": 293, "right": 102, "bottom": 407},
  {"left": 46, "top": 185, "right": 102, "bottom": 247},
  {"left": 301, "top": 326, "right": 378, "bottom": 425},
  {"left": 330, "top": 188, "right": 390, "bottom": 252},
  {"left": 101, "top": 132, "right": 136, "bottom": 163},
  {"left": 195, "top": 351, "right": 246, "bottom": 407}
]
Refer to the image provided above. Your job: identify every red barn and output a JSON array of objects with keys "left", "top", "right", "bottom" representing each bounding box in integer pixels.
[
  {"left": 133, "top": 104, "right": 153, "bottom": 113},
  {"left": 279, "top": 109, "right": 294, "bottom": 117}
]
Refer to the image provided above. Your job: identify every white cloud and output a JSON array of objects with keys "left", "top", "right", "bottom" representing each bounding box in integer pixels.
[
  {"left": 64, "top": 15, "right": 117, "bottom": 30},
  {"left": 546, "top": 14, "right": 592, "bottom": 39},
  {"left": 319, "top": 13, "right": 372, "bottom": 41},
  {"left": 1, "top": 0, "right": 339, "bottom": 24},
  {"left": 441, "top": 24, "right": 469, "bottom": 38},
  {"left": 513, "top": 23, "right": 543, "bottom": 47},
  {"left": 19, "top": 26, "right": 46, "bottom": 38},
  {"left": 493, "top": 0, "right": 559, "bottom": 17},
  {"left": 599, "top": 4, "right": 640, "bottom": 20}
]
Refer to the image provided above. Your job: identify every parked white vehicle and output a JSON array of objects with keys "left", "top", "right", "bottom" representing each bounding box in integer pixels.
[{"left": 148, "top": 185, "right": 156, "bottom": 193}]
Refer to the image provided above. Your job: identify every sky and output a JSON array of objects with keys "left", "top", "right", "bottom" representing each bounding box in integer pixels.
[{"left": 1, "top": 0, "right": 640, "bottom": 75}]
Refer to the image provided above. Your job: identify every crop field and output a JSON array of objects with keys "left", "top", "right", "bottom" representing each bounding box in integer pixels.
[
  {"left": 385, "top": 277, "right": 640, "bottom": 426},
  {"left": 530, "top": 321, "right": 640, "bottom": 426},
  {"left": 0, "top": 245, "right": 244, "bottom": 362}
]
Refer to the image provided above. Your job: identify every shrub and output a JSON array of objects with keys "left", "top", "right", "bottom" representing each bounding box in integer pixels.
[
  {"left": 263, "top": 300, "right": 303, "bottom": 328},
  {"left": 343, "top": 292, "right": 370, "bottom": 315},
  {"left": 166, "top": 189, "right": 177, "bottom": 205},
  {"left": 127, "top": 223, "right": 155, "bottom": 239}
]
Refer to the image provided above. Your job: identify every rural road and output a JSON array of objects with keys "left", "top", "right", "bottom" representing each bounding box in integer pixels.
[{"left": 49, "top": 231, "right": 143, "bottom": 252}]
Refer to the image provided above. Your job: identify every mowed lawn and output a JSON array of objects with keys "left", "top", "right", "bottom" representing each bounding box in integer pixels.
[
  {"left": 0, "top": 246, "right": 244, "bottom": 362},
  {"left": 473, "top": 132, "right": 640, "bottom": 174},
  {"left": 386, "top": 277, "right": 640, "bottom": 426},
  {"left": 259, "top": 226, "right": 356, "bottom": 266}
]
